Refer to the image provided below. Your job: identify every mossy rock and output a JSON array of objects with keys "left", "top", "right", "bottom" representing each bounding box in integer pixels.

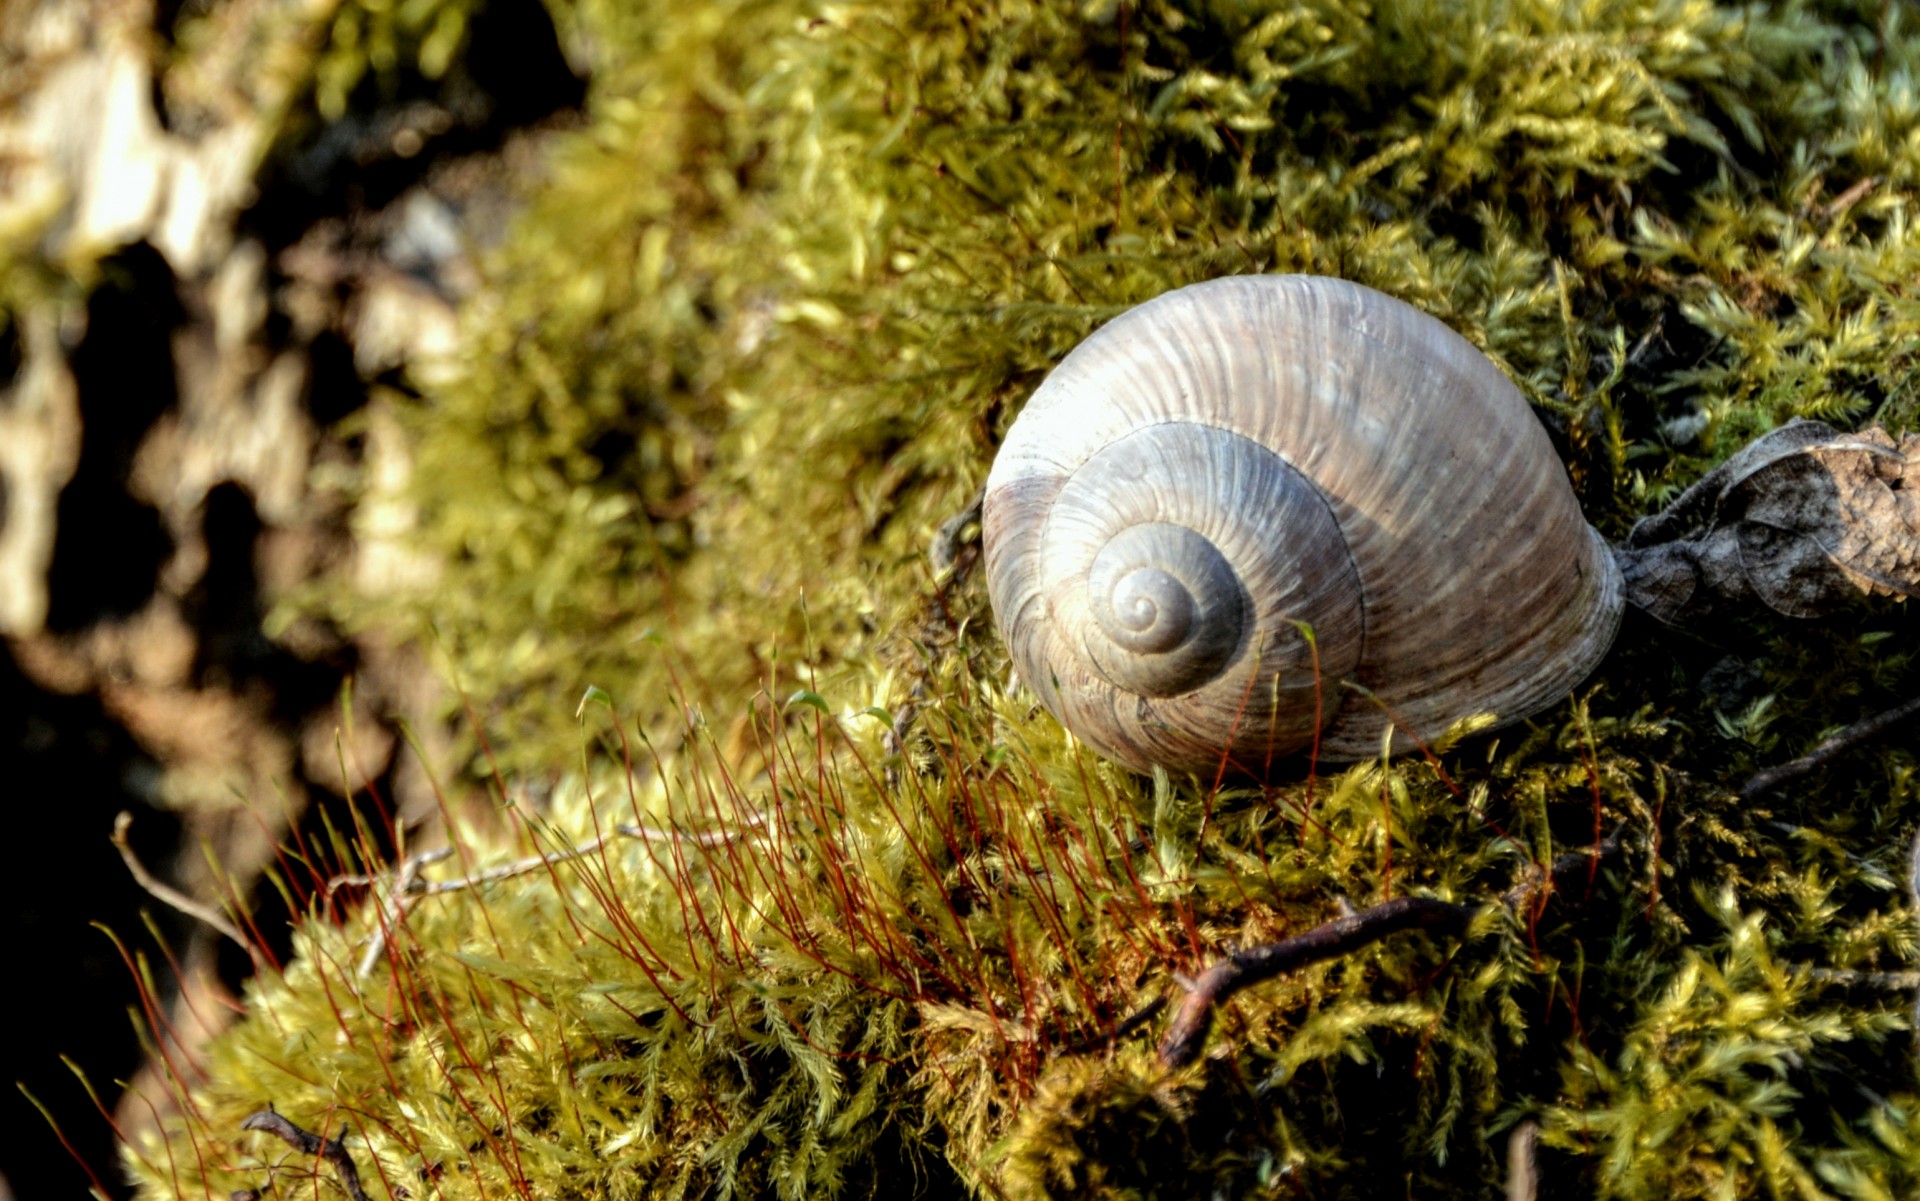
[{"left": 128, "top": 1, "right": 1918, "bottom": 1198}]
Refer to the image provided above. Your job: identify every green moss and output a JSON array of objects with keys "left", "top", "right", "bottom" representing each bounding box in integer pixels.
[{"left": 127, "top": 0, "right": 1920, "bottom": 1196}]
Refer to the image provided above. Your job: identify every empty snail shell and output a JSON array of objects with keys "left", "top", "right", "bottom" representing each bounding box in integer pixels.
[{"left": 983, "top": 275, "right": 1623, "bottom": 776}]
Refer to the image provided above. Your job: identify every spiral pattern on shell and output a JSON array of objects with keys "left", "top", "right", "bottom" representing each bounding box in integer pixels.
[{"left": 983, "top": 275, "right": 1623, "bottom": 777}]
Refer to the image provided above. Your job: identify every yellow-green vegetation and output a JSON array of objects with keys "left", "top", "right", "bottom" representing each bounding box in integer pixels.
[{"left": 130, "top": 0, "right": 1919, "bottom": 1197}]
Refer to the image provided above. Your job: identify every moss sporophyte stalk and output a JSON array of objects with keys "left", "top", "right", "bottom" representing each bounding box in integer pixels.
[{"left": 100, "top": 0, "right": 1920, "bottom": 1197}]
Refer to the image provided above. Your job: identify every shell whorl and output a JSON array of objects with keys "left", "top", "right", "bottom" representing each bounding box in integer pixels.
[
  {"left": 983, "top": 274, "right": 1624, "bottom": 777},
  {"left": 1084, "top": 522, "right": 1243, "bottom": 691}
]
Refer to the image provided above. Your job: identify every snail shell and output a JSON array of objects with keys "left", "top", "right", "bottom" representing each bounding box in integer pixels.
[{"left": 983, "top": 275, "right": 1622, "bottom": 776}]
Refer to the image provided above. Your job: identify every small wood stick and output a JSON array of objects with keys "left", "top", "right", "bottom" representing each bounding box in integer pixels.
[
  {"left": 240, "top": 1108, "right": 372, "bottom": 1201},
  {"left": 1823, "top": 175, "right": 1878, "bottom": 218},
  {"left": 112, "top": 812, "right": 250, "bottom": 950},
  {"left": 1506, "top": 1118, "right": 1540, "bottom": 1201},
  {"left": 346, "top": 817, "right": 766, "bottom": 978},
  {"left": 352, "top": 848, "right": 452, "bottom": 980},
  {"left": 1159, "top": 835, "right": 1624, "bottom": 1068},
  {"left": 1910, "top": 826, "right": 1920, "bottom": 1061},
  {"left": 1739, "top": 694, "right": 1920, "bottom": 800},
  {"left": 1158, "top": 897, "right": 1473, "bottom": 1067}
]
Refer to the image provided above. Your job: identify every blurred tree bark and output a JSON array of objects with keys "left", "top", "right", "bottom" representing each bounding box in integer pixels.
[{"left": 0, "top": 0, "right": 581, "bottom": 1193}]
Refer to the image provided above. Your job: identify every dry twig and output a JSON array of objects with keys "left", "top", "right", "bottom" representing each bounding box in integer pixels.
[
  {"left": 346, "top": 814, "right": 766, "bottom": 978},
  {"left": 1056, "top": 994, "right": 1169, "bottom": 1056},
  {"left": 111, "top": 811, "right": 250, "bottom": 950},
  {"left": 1739, "top": 693, "right": 1920, "bottom": 800},
  {"left": 1506, "top": 1118, "right": 1540, "bottom": 1201},
  {"left": 1910, "top": 826, "right": 1920, "bottom": 1057},
  {"left": 346, "top": 847, "right": 452, "bottom": 979},
  {"left": 1159, "top": 835, "right": 1625, "bottom": 1068},
  {"left": 1804, "top": 966, "right": 1920, "bottom": 990},
  {"left": 240, "top": 1107, "right": 373, "bottom": 1201}
]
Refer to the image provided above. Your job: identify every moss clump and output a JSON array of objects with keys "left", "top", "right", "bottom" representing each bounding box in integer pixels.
[{"left": 127, "top": 0, "right": 1919, "bottom": 1197}]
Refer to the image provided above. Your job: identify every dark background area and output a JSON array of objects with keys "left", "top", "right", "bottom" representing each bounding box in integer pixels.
[
  {"left": 4, "top": 646, "right": 180, "bottom": 1200},
  {"left": 1, "top": 1, "right": 583, "bottom": 1195}
]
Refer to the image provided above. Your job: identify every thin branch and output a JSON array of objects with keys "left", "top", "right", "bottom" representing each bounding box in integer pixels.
[
  {"left": 1506, "top": 1118, "right": 1540, "bottom": 1201},
  {"left": 617, "top": 814, "right": 768, "bottom": 848},
  {"left": 1804, "top": 966, "right": 1920, "bottom": 990},
  {"left": 1056, "top": 994, "right": 1168, "bottom": 1056},
  {"left": 111, "top": 811, "right": 250, "bottom": 950},
  {"left": 414, "top": 830, "right": 618, "bottom": 896},
  {"left": 347, "top": 814, "right": 767, "bottom": 977},
  {"left": 240, "top": 1107, "right": 372, "bottom": 1201},
  {"left": 409, "top": 817, "right": 766, "bottom": 897},
  {"left": 1739, "top": 694, "right": 1920, "bottom": 800},
  {"left": 329, "top": 847, "right": 452, "bottom": 894},
  {"left": 1911, "top": 826, "right": 1920, "bottom": 1055},
  {"left": 1159, "top": 898, "right": 1471, "bottom": 1067},
  {"left": 352, "top": 848, "right": 451, "bottom": 980},
  {"left": 1159, "top": 835, "right": 1625, "bottom": 1068},
  {"left": 1822, "top": 174, "right": 1879, "bottom": 219}
]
